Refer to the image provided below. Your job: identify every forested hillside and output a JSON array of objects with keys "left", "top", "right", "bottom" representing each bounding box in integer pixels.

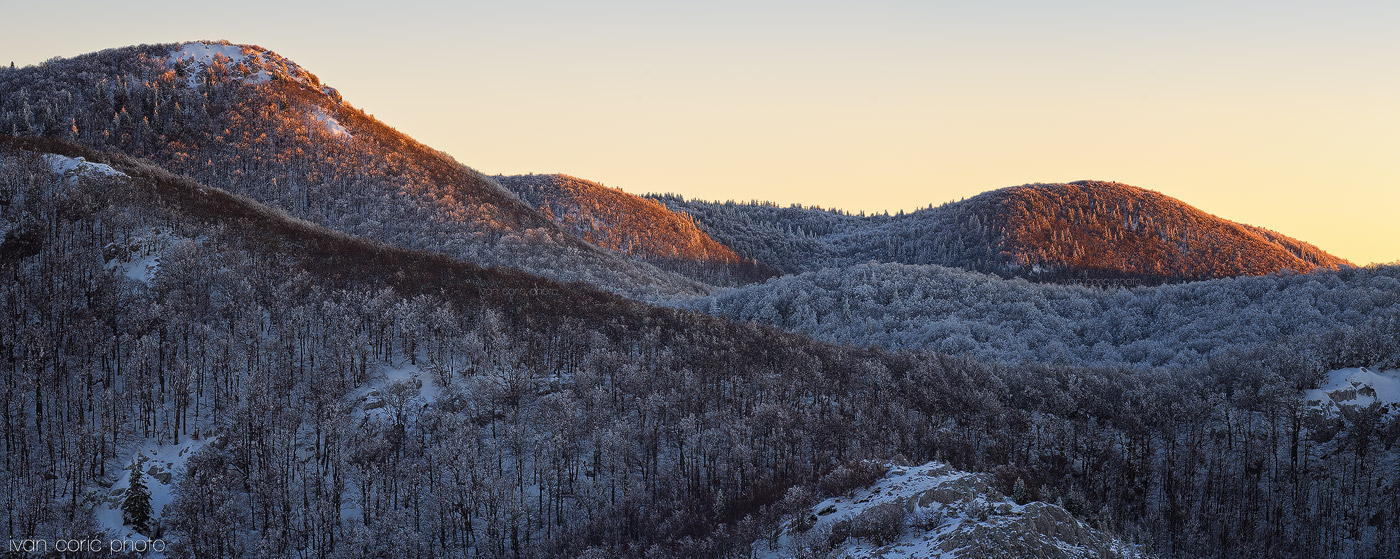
[
  {"left": 496, "top": 174, "right": 773, "bottom": 285},
  {"left": 686, "top": 261, "right": 1400, "bottom": 368},
  {"left": 4, "top": 136, "right": 1399, "bottom": 558},
  {"left": 655, "top": 181, "right": 1349, "bottom": 283},
  {"left": 2, "top": 40, "right": 1396, "bottom": 559},
  {"left": 0, "top": 41, "right": 703, "bottom": 298}
]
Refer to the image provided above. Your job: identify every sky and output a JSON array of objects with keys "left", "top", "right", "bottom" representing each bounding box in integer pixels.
[{"left": 4, "top": 1, "right": 1398, "bottom": 264}]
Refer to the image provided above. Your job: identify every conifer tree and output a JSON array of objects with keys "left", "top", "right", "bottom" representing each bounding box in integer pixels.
[
  {"left": 1012, "top": 477, "right": 1030, "bottom": 505},
  {"left": 123, "top": 459, "right": 153, "bottom": 535}
]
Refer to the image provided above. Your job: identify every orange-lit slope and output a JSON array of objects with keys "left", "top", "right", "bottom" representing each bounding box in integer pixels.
[
  {"left": 498, "top": 174, "right": 772, "bottom": 283},
  {"left": 991, "top": 181, "right": 1351, "bottom": 279},
  {"left": 0, "top": 41, "right": 708, "bottom": 297}
]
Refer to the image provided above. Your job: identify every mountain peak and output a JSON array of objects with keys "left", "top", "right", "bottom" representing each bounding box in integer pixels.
[
  {"left": 166, "top": 40, "right": 341, "bottom": 102},
  {"left": 656, "top": 179, "right": 1349, "bottom": 283},
  {"left": 987, "top": 180, "right": 1351, "bottom": 280}
]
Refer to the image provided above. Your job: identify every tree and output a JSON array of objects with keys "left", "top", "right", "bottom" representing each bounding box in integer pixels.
[{"left": 123, "top": 458, "right": 153, "bottom": 535}]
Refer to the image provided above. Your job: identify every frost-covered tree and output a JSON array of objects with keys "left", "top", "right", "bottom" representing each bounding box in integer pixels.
[{"left": 123, "top": 459, "right": 152, "bottom": 535}]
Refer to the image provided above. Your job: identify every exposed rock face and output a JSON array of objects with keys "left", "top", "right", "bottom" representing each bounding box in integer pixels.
[{"left": 756, "top": 462, "right": 1147, "bottom": 559}]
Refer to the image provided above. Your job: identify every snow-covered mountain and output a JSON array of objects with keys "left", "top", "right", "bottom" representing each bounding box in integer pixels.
[
  {"left": 656, "top": 180, "right": 1349, "bottom": 283},
  {"left": 495, "top": 173, "right": 774, "bottom": 284},
  {"left": 0, "top": 40, "right": 705, "bottom": 298},
  {"left": 3, "top": 40, "right": 1398, "bottom": 559}
]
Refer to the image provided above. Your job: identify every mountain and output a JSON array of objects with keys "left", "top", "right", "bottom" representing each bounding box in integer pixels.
[
  {"left": 3, "top": 135, "right": 1177, "bottom": 559},
  {"left": 495, "top": 173, "right": 774, "bottom": 284},
  {"left": 5, "top": 40, "right": 1400, "bottom": 559},
  {"left": 0, "top": 40, "right": 704, "bottom": 298},
  {"left": 656, "top": 180, "right": 1350, "bottom": 283},
  {"left": 987, "top": 181, "right": 1351, "bottom": 280}
]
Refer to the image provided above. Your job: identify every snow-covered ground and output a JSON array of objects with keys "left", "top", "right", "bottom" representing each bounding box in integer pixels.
[
  {"left": 1305, "top": 367, "right": 1400, "bottom": 415},
  {"left": 167, "top": 41, "right": 338, "bottom": 99},
  {"left": 168, "top": 42, "right": 266, "bottom": 86},
  {"left": 93, "top": 437, "right": 209, "bottom": 555},
  {"left": 43, "top": 153, "right": 127, "bottom": 181},
  {"left": 104, "top": 229, "right": 189, "bottom": 285},
  {"left": 313, "top": 108, "right": 352, "bottom": 138},
  {"left": 756, "top": 462, "right": 1143, "bottom": 559},
  {"left": 351, "top": 360, "right": 446, "bottom": 424}
]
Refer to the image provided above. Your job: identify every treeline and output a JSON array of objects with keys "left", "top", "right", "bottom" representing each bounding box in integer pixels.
[{"left": 2, "top": 139, "right": 1398, "bottom": 558}]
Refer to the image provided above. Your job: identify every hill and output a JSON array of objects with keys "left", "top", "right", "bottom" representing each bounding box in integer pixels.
[
  {"left": 496, "top": 173, "right": 773, "bottom": 284},
  {"left": 4, "top": 135, "right": 1174, "bottom": 558},
  {"left": 3, "top": 40, "right": 1398, "bottom": 559},
  {"left": 655, "top": 180, "right": 1350, "bottom": 283},
  {"left": 683, "top": 260, "right": 1400, "bottom": 368},
  {"left": 0, "top": 40, "right": 704, "bottom": 297},
  {"left": 989, "top": 181, "right": 1350, "bottom": 280}
]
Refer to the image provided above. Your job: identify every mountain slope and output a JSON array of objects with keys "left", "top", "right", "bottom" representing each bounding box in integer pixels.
[
  {"left": 0, "top": 40, "right": 704, "bottom": 297},
  {"left": 496, "top": 173, "right": 773, "bottom": 284},
  {"left": 0, "top": 135, "right": 1166, "bottom": 558},
  {"left": 756, "top": 462, "right": 1143, "bottom": 559},
  {"left": 991, "top": 181, "right": 1350, "bottom": 280},
  {"left": 5, "top": 137, "right": 1400, "bottom": 558},
  {"left": 685, "top": 260, "right": 1400, "bottom": 368},
  {"left": 656, "top": 180, "right": 1350, "bottom": 283}
]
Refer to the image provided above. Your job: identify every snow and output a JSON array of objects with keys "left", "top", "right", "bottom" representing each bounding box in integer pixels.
[
  {"left": 43, "top": 153, "right": 127, "bottom": 180},
  {"left": 755, "top": 462, "right": 1143, "bottom": 559},
  {"left": 93, "top": 437, "right": 209, "bottom": 554},
  {"left": 167, "top": 42, "right": 325, "bottom": 90},
  {"left": 755, "top": 464, "right": 982, "bottom": 559},
  {"left": 1306, "top": 367, "right": 1400, "bottom": 414},
  {"left": 313, "top": 108, "right": 352, "bottom": 138},
  {"left": 104, "top": 230, "right": 182, "bottom": 285},
  {"left": 109, "top": 246, "right": 161, "bottom": 285},
  {"left": 168, "top": 42, "right": 263, "bottom": 87},
  {"left": 352, "top": 360, "right": 445, "bottom": 423},
  {"left": 341, "top": 359, "right": 446, "bottom": 522}
]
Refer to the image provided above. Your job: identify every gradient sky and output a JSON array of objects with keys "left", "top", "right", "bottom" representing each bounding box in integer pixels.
[{"left": 5, "top": 1, "right": 1398, "bottom": 264}]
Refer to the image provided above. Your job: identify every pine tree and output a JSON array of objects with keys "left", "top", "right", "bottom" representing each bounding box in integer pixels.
[
  {"left": 1012, "top": 477, "right": 1030, "bottom": 505},
  {"left": 122, "top": 459, "right": 153, "bottom": 535}
]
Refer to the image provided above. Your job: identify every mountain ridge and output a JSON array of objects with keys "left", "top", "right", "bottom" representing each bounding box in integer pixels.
[
  {"left": 495, "top": 173, "right": 776, "bottom": 284},
  {"left": 0, "top": 40, "right": 709, "bottom": 298},
  {"left": 653, "top": 179, "right": 1350, "bottom": 283}
]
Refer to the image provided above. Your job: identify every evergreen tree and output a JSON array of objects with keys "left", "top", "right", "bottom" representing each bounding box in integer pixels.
[
  {"left": 1012, "top": 477, "right": 1030, "bottom": 505},
  {"left": 123, "top": 459, "right": 153, "bottom": 535}
]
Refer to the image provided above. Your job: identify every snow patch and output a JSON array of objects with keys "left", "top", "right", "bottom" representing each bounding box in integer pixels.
[
  {"left": 167, "top": 41, "right": 335, "bottom": 97},
  {"left": 94, "top": 437, "right": 209, "bottom": 546},
  {"left": 756, "top": 462, "right": 1143, "bottom": 559},
  {"left": 313, "top": 108, "right": 352, "bottom": 138},
  {"left": 353, "top": 360, "right": 445, "bottom": 423},
  {"left": 103, "top": 229, "right": 192, "bottom": 285},
  {"left": 1306, "top": 367, "right": 1400, "bottom": 415},
  {"left": 168, "top": 43, "right": 262, "bottom": 87},
  {"left": 43, "top": 153, "right": 127, "bottom": 180}
]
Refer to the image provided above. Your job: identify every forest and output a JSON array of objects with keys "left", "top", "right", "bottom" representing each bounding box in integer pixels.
[
  {"left": 1, "top": 41, "right": 1398, "bottom": 559},
  {"left": 685, "top": 261, "right": 1400, "bottom": 369},
  {"left": 3, "top": 137, "right": 1398, "bottom": 558},
  {"left": 653, "top": 181, "right": 1347, "bottom": 283},
  {"left": 0, "top": 42, "right": 704, "bottom": 300}
]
